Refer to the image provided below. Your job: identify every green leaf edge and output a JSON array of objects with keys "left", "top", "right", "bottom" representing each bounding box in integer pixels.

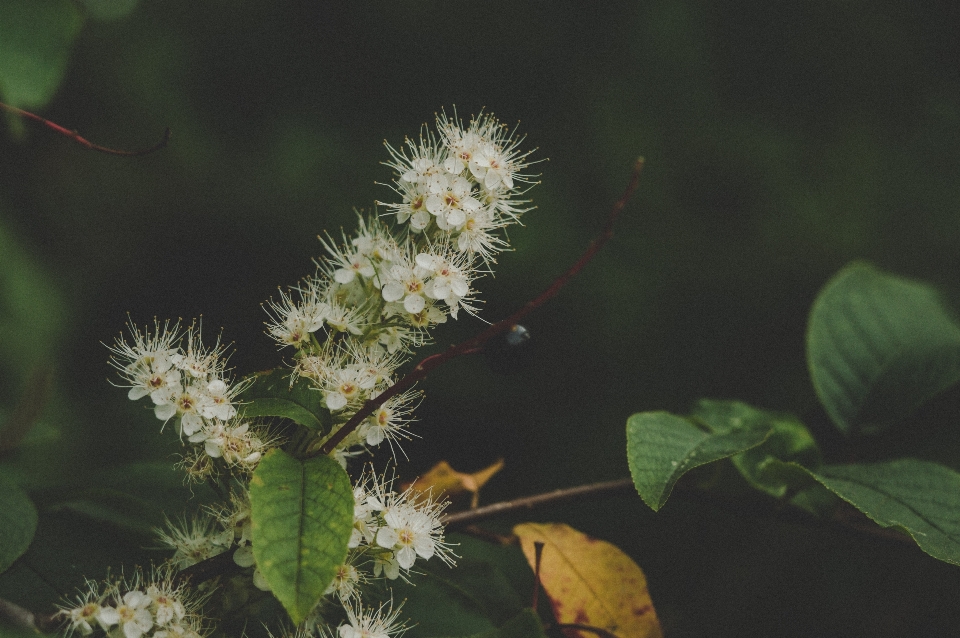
[
  {"left": 0, "top": 474, "right": 38, "bottom": 574},
  {"left": 240, "top": 368, "right": 331, "bottom": 433},
  {"left": 626, "top": 411, "right": 772, "bottom": 512},
  {"left": 772, "top": 458, "right": 960, "bottom": 567}
]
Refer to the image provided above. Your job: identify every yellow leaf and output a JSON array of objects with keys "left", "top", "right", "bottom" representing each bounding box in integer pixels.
[
  {"left": 404, "top": 459, "right": 504, "bottom": 507},
  {"left": 513, "top": 522, "right": 662, "bottom": 638}
]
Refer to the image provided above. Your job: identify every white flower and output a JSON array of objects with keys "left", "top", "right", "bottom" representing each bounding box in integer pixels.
[
  {"left": 156, "top": 515, "right": 231, "bottom": 571},
  {"left": 189, "top": 420, "right": 268, "bottom": 470},
  {"left": 324, "top": 562, "right": 361, "bottom": 600},
  {"left": 109, "top": 590, "right": 153, "bottom": 638},
  {"left": 382, "top": 179, "right": 432, "bottom": 230},
  {"left": 145, "top": 584, "right": 185, "bottom": 628},
  {"left": 356, "top": 390, "right": 419, "bottom": 454},
  {"left": 59, "top": 579, "right": 117, "bottom": 636},
  {"left": 338, "top": 600, "right": 406, "bottom": 638},
  {"left": 264, "top": 282, "right": 329, "bottom": 349},
  {"left": 108, "top": 319, "right": 183, "bottom": 403},
  {"left": 384, "top": 131, "right": 446, "bottom": 186},
  {"left": 172, "top": 324, "right": 230, "bottom": 380},
  {"left": 381, "top": 246, "right": 432, "bottom": 315},
  {"left": 440, "top": 111, "right": 537, "bottom": 194},
  {"left": 425, "top": 174, "right": 480, "bottom": 230},
  {"left": 322, "top": 233, "right": 377, "bottom": 285},
  {"left": 322, "top": 365, "right": 375, "bottom": 411},
  {"left": 453, "top": 205, "right": 507, "bottom": 266},
  {"left": 212, "top": 490, "right": 253, "bottom": 546},
  {"left": 416, "top": 250, "right": 475, "bottom": 320}
]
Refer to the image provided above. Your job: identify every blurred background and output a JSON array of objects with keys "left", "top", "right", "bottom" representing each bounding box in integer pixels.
[{"left": 2, "top": 1, "right": 960, "bottom": 636}]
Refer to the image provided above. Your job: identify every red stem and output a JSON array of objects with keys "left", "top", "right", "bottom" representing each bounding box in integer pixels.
[
  {"left": 317, "top": 157, "right": 645, "bottom": 456},
  {"left": 1, "top": 101, "right": 170, "bottom": 157}
]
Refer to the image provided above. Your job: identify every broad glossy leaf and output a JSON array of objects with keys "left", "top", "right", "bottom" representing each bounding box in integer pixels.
[
  {"left": 692, "top": 399, "right": 821, "bottom": 497},
  {"left": 627, "top": 411, "right": 771, "bottom": 511},
  {"left": 249, "top": 449, "right": 353, "bottom": 624},
  {"left": 774, "top": 459, "right": 960, "bottom": 566},
  {"left": 0, "top": 474, "right": 37, "bottom": 574},
  {"left": 0, "top": 0, "right": 83, "bottom": 109},
  {"left": 240, "top": 368, "right": 331, "bottom": 433},
  {"left": 513, "top": 523, "right": 662, "bottom": 638},
  {"left": 807, "top": 262, "right": 960, "bottom": 435}
]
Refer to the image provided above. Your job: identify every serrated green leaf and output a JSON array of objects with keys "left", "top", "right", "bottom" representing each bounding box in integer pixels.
[
  {"left": 466, "top": 609, "right": 548, "bottom": 638},
  {"left": 774, "top": 459, "right": 960, "bottom": 566},
  {"left": 807, "top": 262, "right": 960, "bottom": 435},
  {"left": 0, "top": 0, "right": 83, "bottom": 110},
  {"left": 249, "top": 449, "right": 353, "bottom": 624},
  {"left": 692, "top": 399, "right": 822, "bottom": 497},
  {"left": 626, "top": 411, "right": 771, "bottom": 511},
  {"left": 0, "top": 474, "right": 37, "bottom": 574},
  {"left": 240, "top": 368, "right": 331, "bottom": 433}
]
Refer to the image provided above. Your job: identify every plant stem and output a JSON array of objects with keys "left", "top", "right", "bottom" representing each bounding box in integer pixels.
[
  {"left": 0, "top": 101, "right": 170, "bottom": 157},
  {"left": 443, "top": 479, "right": 636, "bottom": 528},
  {"left": 316, "top": 157, "right": 646, "bottom": 456}
]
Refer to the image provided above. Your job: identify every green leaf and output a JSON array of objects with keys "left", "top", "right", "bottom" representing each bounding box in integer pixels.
[
  {"left": 807, "top": 262, "right": 960, "bottom": 435},
  {"left": 0, "top": 474, "right": 37, "bottom": 574},
  {"left": 626, "top": 411, "right": 771, "bottom": 511},
  {"left": 692, "top": 400, "right": 822, "bottom": 497},
  {"left": 239, "top": 368, "right": 331, "bottom": 433},
  {"left": 466, "top": 609, "right": 548, "bottom": 638},
  {"left": 0, "top": 212, "right": 67, "bottom": 378},
  {"left": 249, "top": 449, "right": 353, "bottom": 624},
  {"left": 386, "top": 557, "right": 524, "bottom": 637},
  {"left": 776, "top": 459, "right": 960, "bottom": 566},
  {"left": 46, "top": 488, "right": 165, "bottom": 538},
  {"left": 0, "top": 0, "right": 83, "bottom": 110}
]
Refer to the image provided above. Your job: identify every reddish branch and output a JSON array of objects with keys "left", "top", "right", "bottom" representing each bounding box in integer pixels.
[
  {"left": 0, "top": 101, "right": 170, "bottom": 156},
  {"left": 317, "top": 157, "right": 647, "bottom": 456},
  {"left": 443, "top": 478, "right": 636, "bottom": 528}
]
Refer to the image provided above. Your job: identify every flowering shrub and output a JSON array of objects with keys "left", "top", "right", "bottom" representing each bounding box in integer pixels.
[{"left": 59, "top": 111, "right": 538, "bottom": 638}]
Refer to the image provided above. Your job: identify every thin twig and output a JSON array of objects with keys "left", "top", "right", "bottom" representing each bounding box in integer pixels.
[
  {"left": 317, "top": 158, "right": 646, "bottom": 456},
  {"left": 443, "top": 479, "right": 636, "bottom": 528},
  {"left": 1, "top": 101, "right": 170, "bottom": 157}
]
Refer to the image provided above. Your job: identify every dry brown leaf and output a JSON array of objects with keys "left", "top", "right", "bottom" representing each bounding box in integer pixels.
[
  {"left": 404, "top": 459, "right": 504, "bottom": 507},
  {"left": 514, "top": 522, "right": 662, "bottom": 638}
]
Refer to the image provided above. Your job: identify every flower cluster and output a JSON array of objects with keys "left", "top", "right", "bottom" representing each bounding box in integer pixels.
[
  {"left": 345, "top": 469, "right": 453, "bottom": 582},
  {"left": 263, "top": 112, "right": 536, "bottom": 464},
  {"left": 59, "top": 572, "right": 205, "bottom": 638},
  {"left": 156, "top": 493, "right": 272, "bottom": 591},
  {"left": 382, "top": 111, "right": 536, "bottom": 266},
  {"left": 93, "top": 110, "right": 535, "bottom": 638},
  {"left": 109, "top": 321, "right": 271, "bottom": 477}
]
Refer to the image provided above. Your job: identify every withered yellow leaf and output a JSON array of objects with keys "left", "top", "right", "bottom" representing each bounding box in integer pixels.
[
  {"left": 513, "top": 522, "right": 662, "bottom": 638},
  {"left": 404, "top": 459, "right": 504, "bottom": 507}
]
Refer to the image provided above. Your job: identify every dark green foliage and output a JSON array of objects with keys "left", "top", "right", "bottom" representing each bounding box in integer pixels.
[
  {"left": 0, "top": 473, "right": 37, "bottom": 574},
  {"left": 240, "top": 368, "right": 332, "bottom": 434},
  {"left": 807, "top": 262, "right": 960, "bottom": 435}
]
